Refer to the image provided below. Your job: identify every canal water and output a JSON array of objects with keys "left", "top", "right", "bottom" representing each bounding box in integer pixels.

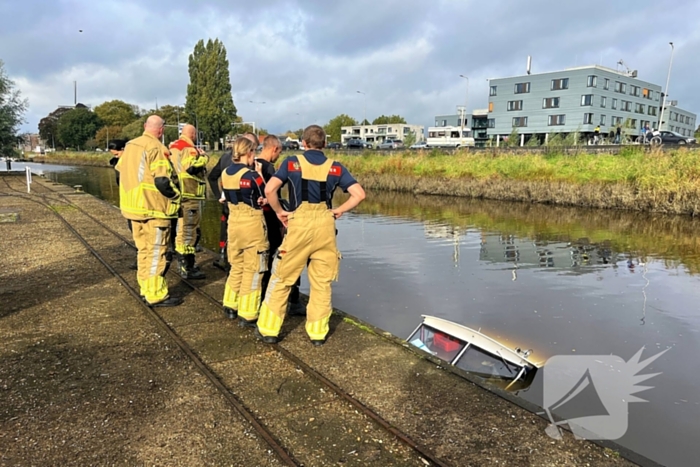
[{"left": 19, "top": 162, "right": 700, "bottom": 467}]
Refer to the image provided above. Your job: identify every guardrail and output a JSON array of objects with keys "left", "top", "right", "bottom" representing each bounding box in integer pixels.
[{"left": 321, "top": 143, "right": 694, "bottom": 156}]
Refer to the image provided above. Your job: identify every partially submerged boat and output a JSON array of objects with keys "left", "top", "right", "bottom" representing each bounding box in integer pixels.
[{"left": 407, "top": 315, "right": 542, "bottom": 392}]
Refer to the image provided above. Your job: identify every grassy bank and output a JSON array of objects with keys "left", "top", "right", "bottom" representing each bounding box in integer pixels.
[
  {"left": 31, "top": 147, "right": 700, "bottom": 214},
  {"left": 29, "top": 151, "right": 113, "bottom": 167},
  {"left": 329, "top": 147, "right": 700, "bottom": 215}
]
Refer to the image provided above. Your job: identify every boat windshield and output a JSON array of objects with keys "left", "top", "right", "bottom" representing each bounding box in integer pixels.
[
  {"left": 408, "top": 324, "right": 466, "bottom": 362},
  {"left": 455, "top": 346, "right": 520, "bottom": 379}
]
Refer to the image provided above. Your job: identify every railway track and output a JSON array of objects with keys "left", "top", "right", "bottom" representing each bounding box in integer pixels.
[{"left": 1, "top": 175, "right": 454, "bottom": 467}]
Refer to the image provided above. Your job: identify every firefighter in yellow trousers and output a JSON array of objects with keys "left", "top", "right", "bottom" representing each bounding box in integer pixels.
[
  {"left": 116, "top": 116, "right": 182, "bottom": 307},
  {"left": 257, "top": 125, "right": 365, "bottom": 345},
  {"left": 220, "top": 137, "right": 270, "bottom": 324},
  {"left": 170, "top": 124, "right": 208, "bottom": 280}
]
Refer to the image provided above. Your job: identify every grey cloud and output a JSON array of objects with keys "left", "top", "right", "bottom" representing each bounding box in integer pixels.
[{"left": 2, "top": 0, "right": 699, "bottom": 135}]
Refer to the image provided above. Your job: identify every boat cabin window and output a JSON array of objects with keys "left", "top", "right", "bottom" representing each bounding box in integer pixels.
[
  {"left": 408, "top": 325, "right": 466, "bottom": 362},
  {"left": 455, "top": 346, "right": 520, "bottom": 379}
]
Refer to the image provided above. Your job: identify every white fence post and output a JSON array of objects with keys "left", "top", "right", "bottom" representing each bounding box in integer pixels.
[{"left": 26, "top": 166, "right": 32, "bottom": 193}]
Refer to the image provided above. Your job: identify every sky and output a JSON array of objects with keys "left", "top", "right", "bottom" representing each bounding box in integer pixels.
[{"left": 2, "top": 0, "right": 699, "bottom": 135}]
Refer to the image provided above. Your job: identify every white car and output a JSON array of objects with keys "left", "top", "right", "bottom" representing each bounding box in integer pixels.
[{"left": 409, "top": 141, "right": 428, "bottom": 150}]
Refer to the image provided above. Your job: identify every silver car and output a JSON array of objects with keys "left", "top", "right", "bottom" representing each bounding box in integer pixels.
[{"left": 377, "top": 139, "right": 404, "bottom": 150}]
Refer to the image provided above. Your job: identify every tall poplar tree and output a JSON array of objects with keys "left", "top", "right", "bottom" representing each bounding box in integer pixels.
[
  {"left": 0, "top": 61, "right": 28, "bottom": 157},
  {"left": 185, "top": 39, "right": 237, "bottom": 146}
]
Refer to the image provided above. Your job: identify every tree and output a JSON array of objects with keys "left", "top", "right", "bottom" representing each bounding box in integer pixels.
[
  {"left": 122, "top": 118, "right": 146, "bottom": 141},
  {"left": 185, "top": 38, "right": 237, "bottom": 146},
  {"left": 94, "top": 100, "right": 139, "bottom": 127},
  {"left": 0, "top": 61, "right": 28, "bottom": 157},
  {"left": 95, "top": 125, "right": 124, "bottom": 148},
  {"left": 56, "top": 108, "right": 103, "bottom": 150},
  {"left": 324, "top": 114, "right": 357, "bottom": 142},
  {"left": 372, "top": 115, "right": 407, "bottom": 125},
  {"left": 695, "top": 125, "right": 700, "bottom": 140},
  {"left": 38, "top": 106, "right": 78, "bottom": 149},
  {"left": 403, "top": 131, "right": 417, "bottom": 147}
]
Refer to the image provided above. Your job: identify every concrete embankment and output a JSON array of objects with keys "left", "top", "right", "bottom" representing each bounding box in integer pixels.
[{"left": 0, "top": 173, "right": 654, "bottom": 466}]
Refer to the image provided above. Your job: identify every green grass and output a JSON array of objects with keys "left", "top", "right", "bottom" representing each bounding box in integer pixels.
[{"left": 328, "top": 147, "right": 700, "bottom": 193}]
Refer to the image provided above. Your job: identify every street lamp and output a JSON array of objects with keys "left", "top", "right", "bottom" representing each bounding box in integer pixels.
[
  {"left": 356, "top": 91, "right": 366, "bottom": 126},
  {"left": 659, "top": 42, "right": 675, "bottom": 131},
  {"left": 249, "top": 101, "right": 266, "bottom": 135},
  {"left": 459, "top": 75, "right": 469, "bottom": 146}
]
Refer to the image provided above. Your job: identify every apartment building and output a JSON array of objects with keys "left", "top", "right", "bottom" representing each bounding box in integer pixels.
[
  {"left": 340, "top": 123, "right": 424, "bottom": 144},
  {"left": 486, "top": 65, "right": 663, "bottom": 140},
  {"left": 433, "top": 110, "right": 490, "bottom": 146},
  {"left": 661, "top": 104, "right": 697, "bottom": 137}
]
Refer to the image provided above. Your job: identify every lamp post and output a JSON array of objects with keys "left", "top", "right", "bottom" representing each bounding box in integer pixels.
[
  {"left": 249, "top": 101, "right": 266, "bottom": 135},
  {"left": 459, "top": 75, "right": 469, "bottom": 146},
  {"left": 356, "top": 91, "right": 366, "bottom": 126},
  {"left": 659, "top": 42, "right": 675, "bottom": 131}
]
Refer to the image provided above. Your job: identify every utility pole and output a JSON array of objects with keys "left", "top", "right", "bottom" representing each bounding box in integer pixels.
[
  {"left": 659, "top": 42, "right": 675, "bottom": 131},
  {"left": 459, "top": 75, "right": 469, "bottom": 146},
  {"left": 249, "top": 101, "right": 266, "bottom": 135},
  {"left": 74, "top": 81, "right": 77, "bottom": 106}
]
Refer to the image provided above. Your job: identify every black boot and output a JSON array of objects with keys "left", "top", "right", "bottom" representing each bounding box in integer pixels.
[
  {"left": 223, "top": 307, "right": 237, "bottom": 319},
  {"left": 181, "top": 254, "right": 206, "bottom": 280},
  {"left": 150, "top": 296, "right": 183, "bottom": 307},
  {"left": 212, "top": 246, "right": 230, "bottom": 271}
]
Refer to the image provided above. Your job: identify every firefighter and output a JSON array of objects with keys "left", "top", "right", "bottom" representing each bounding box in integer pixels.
[
  {"left": 116, "top": 116, "right": 182, "bottom": 307},
  {"left": 170, "top": 124, "right": 208, "bottom": 280},
  {"left": 257, "top": 125, "right": 365, "bottom": 345},
  {"left": 255, "top": 135, "right": 305, "bottom": 316},
  {"left": 220, "top": 137, "right": 269, "bottom": 324},
  {"left": 208, "top": 132, "right": 259, "bottom": 271}
]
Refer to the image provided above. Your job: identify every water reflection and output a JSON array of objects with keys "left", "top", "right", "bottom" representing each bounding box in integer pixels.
[{"left": 355, "top": 189, "right": 700, "bottom": 276}]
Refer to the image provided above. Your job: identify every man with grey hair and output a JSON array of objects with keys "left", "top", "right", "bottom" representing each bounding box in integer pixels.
[{"left": 116, "top": 115, "right": 182, "bottom": 307}]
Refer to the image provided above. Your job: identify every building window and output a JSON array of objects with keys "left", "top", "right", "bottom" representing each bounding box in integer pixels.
[
  {"left": 615, "top": 81, "right": 627, "bottom": 93},
  {"left": 512, "top": 117, "right": 528, "bottom": 127},
  {"left": 648, "top": 106, "right": 657, "bottom": 116},
  {"left": 642, "top": 88, "right": 651, "bottom": 99},
  {"left": 490, "top": 86, "right": 497, "bottom": 96},
  {"left": 507, "top": 100, "right": 523, "bottom": 111},
  {"left": 442, "top": 120, "right": 447, "bottom": 126},
  {"left": 612, "top": 98, "right": 617, "bottom": 110},
  {"left": 548, "top": 115, "right": 566, "bottom": 126},
  {"left": 655, "top": 91, "right": 660, "bottom": 101},
  {"left": 631, "top": 85, "right": 640, "bottom": 97},
  {"left": 487, "top": 118, "right": 495, "bottom": 128},
  {"left": 630, "top": 119, "right": 637, "bottom": 128},
  {"left": 543, "top": 97, "right": 560, "bottom": 109},
  {"left": 488, "top": 102, "right": 494, "bottom": 112},
  {"left": 635, "top": 103, "right": 645, "bottom": 114},
  {"left": 604, "top": 78, "right": 610, "bottom": 90},
  {"left": 583, "top": 113, "right": 594, "bottom": 124},
  {"left": 514, "top": 82, "right": 530, "bottom": 94},
  {"left": 601, "top": 96, "right": 607, "bottom": 108},
  {"left": 581, "top": 94, "right": 593, "bottom": 106},
  {"left": 621, "top": 100, "right": 631, "bottom": 112},
  {"left": 587, "top": 75, "right": 597, "bottom": 87},
  {"left": 612, "top": 116, "right": 623, "bottom": 125},
  {"left": 600, "top": 115, "right": 606, "bottom": 125},
  {"left": 551, "top": 78, "right": 569, "bottom": 90}
]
